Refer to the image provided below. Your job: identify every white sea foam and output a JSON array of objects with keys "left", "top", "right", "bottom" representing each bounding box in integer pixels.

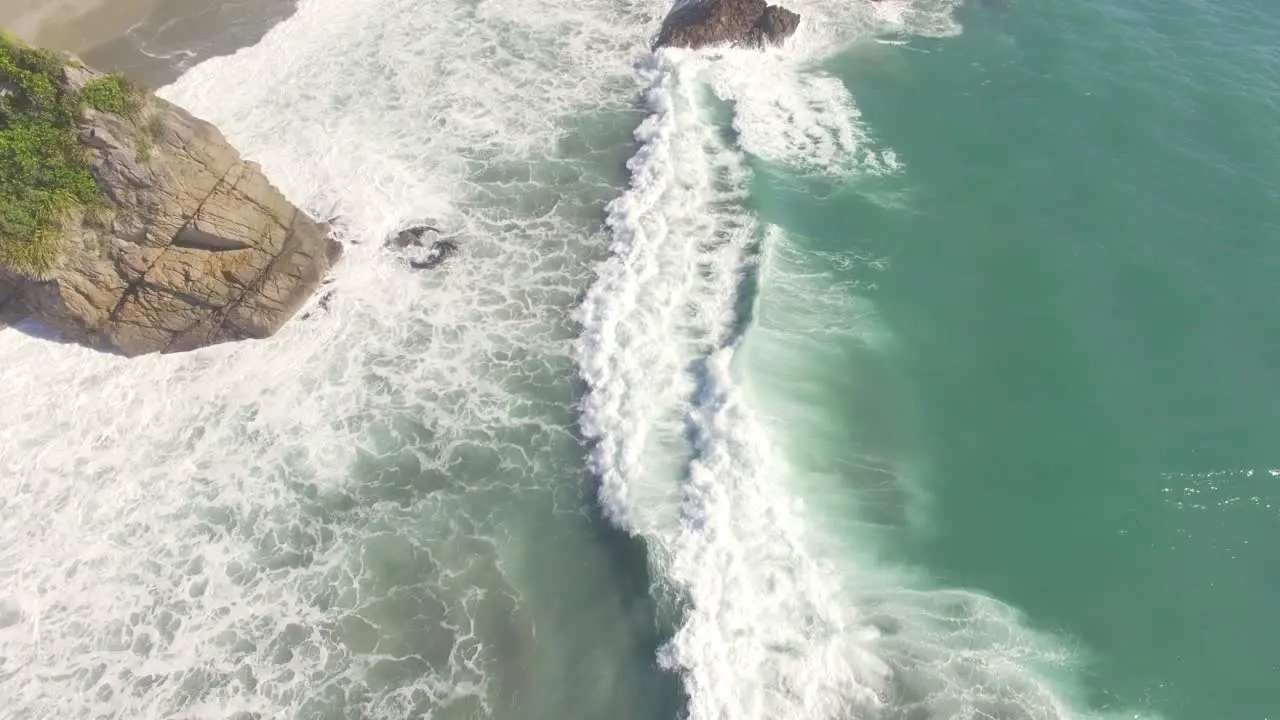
[
  {"left": 574, "top": 47, "right": 898, "bottom": 717},
  {"left": 571, "top": 6, "right": 887, "bottom": 719},
  {"left": 785, "top": 0, "right": 963, "bottom": 51},
  {"left": 574, "top": 49, "right": 757, "bottom": 536},
  {"left": 654, "top": 0, "right": 960, "bottom": 179},
  {"left": 703, "top": 50, "right": 899, "bottom": 176}
]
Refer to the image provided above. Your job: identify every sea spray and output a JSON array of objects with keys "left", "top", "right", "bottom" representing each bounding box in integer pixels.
[
  {"left": 576, "top": 49, "right": 893, "bottom": 719},
  {"left": 575, "top": 49, "right": 758, "bottom": 533},
  {"left": 664, "top": 344, "right": 896, "bottom": 719}
]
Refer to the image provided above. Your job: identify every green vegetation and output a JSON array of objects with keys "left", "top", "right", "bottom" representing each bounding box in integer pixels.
[
  {"left": 81, "top": 73, "right": 142, "bottom": 117},
  {"left": 135, "top": 111, "right": 166, "bottom": 162},
  {"left": 134, "top": 133, "right": 151, "bottom": 162},
  {"left": 0, "top": 35, "right": 145, "bottom": 277},
  {"left": 143, "top": 110, "right": 166, "bottom": 139},
  {"left": 0, "top": 35, "right": 94, "bottom": 276}
]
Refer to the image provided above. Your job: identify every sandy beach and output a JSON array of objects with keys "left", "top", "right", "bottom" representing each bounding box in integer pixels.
[{"left": 0, "top": 0, "right": 296, "bottom": 87}]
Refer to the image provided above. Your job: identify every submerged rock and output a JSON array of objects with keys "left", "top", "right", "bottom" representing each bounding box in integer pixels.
[
  {"left": 408, "top": 239, "right": 459, "bottom": 270},
  {"left": 654, "top": 0, "right": 800, "bottom": 50},
  {"left": 386, "top": 224, "right": 441, "bottom": 249},
  {"left": 385, "top": 223, "right": 458, "bottom": 271},
  {"left": 299, "top": 294, "right": 333, "bottom": 321}
]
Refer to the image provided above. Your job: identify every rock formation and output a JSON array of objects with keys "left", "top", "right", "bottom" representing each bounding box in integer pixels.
[
  {"left": 654, "top": 0, "right": 801, "bottom": 50},
  {"left": 387, "top": 224, "right": 441, "bottom": 249},
  {"left": 385, "top": 224, "right": 459, "bottom": 271},
  {"left": 409, "top": 240, "right": 458, "bottom": 270},
  {"left": 0, "top": 65, "right": 341, "bottom": 356}
]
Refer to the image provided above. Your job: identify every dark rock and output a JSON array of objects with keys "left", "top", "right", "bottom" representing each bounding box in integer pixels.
[
  {"left": 0, "top": 271, "right": 26, "bottom": 328},
  {"left": 408, "top": 239, "right": 459, "bottom": 271},
  {"left": 300, "top": 288, "right": 334, "bottom": 321},
  {"left": 757, "top": 4, "right": 801, "bottom": 40},
  {"left": 654, "top": 0, "right": 800, "bottom": 50},
  {"left": 384, "top": 223, "right": 458, "bottom": 271},
  {"left": 387, "top": 224, "right": 441, "bottom": 249}
]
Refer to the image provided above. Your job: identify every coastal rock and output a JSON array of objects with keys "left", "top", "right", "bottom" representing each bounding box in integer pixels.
[
  {"left": 409, "top": 239, "right": 459, "bottom": 270},
  {"left": 654, "top": 0, "right": 800, "bottom": 50},
  {"left": 385, "top": 224, "right": 458, "bottom": 270},
  {"left": 386, "top": 224, "right": 440, "bottom": 249},
  {"left": 0, "top": 66, "right": 341, "bottom": 356}
]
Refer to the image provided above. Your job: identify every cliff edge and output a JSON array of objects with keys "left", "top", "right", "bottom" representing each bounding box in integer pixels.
[{"left": 0, "top": 37, "right": 340, "bottom": 356}]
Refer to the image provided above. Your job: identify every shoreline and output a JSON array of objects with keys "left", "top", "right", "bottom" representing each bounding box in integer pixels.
[{"left": 0, "top": 0, "right": 296, "bottom": 88}]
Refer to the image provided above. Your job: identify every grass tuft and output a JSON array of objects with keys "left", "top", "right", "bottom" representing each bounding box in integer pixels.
[
  {"left": 80, "top": 73, "right": 143, "bottom": 117},
  {"left": 143, "top": 111, "right": 165, "bottom": 139},
  {"left": 134, "top": 133, "right": 151, "bottom": 162},
  {"left": 0, "top": 35, "right": 139, "bottom": 276}
]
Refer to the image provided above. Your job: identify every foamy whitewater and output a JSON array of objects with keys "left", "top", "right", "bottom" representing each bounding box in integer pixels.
[{"left": 0, "top": 0, "right": 1152, "bottom": 718}]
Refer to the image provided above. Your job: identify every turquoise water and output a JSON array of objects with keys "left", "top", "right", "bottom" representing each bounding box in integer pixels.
[
  {"left": 2, "top": 0, "right": 1276, "bottom": 718},
  {"left": 749, "top": 1, "right": 1280, "bottom": 717}
]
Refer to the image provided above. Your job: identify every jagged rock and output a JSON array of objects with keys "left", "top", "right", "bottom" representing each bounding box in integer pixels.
[
  {"left": 0, "top": 66, "right": 341, "bottom": 356},
  {"left": 654, "top": 0, "right": 800, "bottom": 50}
]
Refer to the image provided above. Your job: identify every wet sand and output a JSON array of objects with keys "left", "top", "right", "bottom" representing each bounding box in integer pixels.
[{"left": 0, "top": 0, "right": 296, "bottom": 88}]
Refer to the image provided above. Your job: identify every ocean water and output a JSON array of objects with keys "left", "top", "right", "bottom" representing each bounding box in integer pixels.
[
  {"left": 79, "top": 0, "right": 300, "bottom": 87},
  {"left": 1, "top": 0, "right": 1276, "bottom": 719}
]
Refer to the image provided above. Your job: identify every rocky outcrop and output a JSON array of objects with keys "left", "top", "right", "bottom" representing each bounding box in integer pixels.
[
  {"left": 654, "top": 0, "right": 800, "bottom": 50},
  {"left": 387, "top": 224, "right": 441, "bottom": 249},
  {"left": 0, "top": 67, "right": 340, "bottom": 356},
  {"left": 409, "top": 240, "right": 458, "bottom": 270},
  {"left": 385, "top": 224, "right": 459, "bottom": 270}
]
